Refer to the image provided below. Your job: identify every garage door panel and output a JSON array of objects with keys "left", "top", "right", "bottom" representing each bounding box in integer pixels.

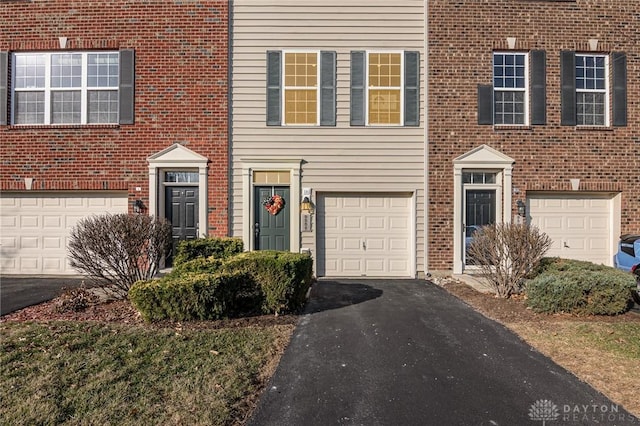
[
  {"left": 318, "top": 193, "right": 412, "bottom": 277},
  {"left": 528, "top": 193, "right": 612, "bottom": 266},
  {"left": 1, "top": 192, "right": 127, "bottom": 275}
]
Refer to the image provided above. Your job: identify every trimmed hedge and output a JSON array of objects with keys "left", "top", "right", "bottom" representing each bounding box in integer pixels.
[
  {"left": 129, "top": 271, "right": 257, "bottom": 322},
  {"left": 173, "top": 237, "right": 244, "bottom": 267},
  {"left": 526, "top": 258, "right": 634, "bottom": 315},
  {"left": 222, "top": 251, "right": 313, "bottom": 315},
  {"left": 170, "top": 256, "right": 224, "bottom": 276}
]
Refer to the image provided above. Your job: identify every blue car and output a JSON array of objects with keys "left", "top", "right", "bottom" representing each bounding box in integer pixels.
[{"left": 614, "top": 234, "right": 640, "bottom": 272}]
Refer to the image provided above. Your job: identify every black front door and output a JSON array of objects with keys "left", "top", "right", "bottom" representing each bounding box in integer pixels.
[
  {"left": 166, "top": 186, "right": 199, "bottom": 264},
  {"left": 254, "top": 186, "right": 290, "bottom": 251},
  {"left": 465, "top": 189, "right": 496, "bottom": 265}
]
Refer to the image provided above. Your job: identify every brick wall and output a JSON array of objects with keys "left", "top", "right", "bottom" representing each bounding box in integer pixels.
[
  {"left": 0, "top": 0, "right": 229, "bottom": 235},
  {"left": 428, "top": 0, "right": 639, "bottom": 270}
]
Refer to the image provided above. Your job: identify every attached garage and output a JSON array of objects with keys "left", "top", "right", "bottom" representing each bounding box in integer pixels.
[
  {"left": 317, "top": 193, "right": 414, "bottom": 277},
  {"left": 527, "top": 192, "right": 619, "bottom": 266},
  {"left": 0, "top": 192, "right": 128, "bottom": 275}
]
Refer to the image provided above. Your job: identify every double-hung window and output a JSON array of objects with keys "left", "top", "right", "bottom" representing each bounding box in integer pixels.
[
  {"left": 266, "top": 50, "right": 336, "bottom": 126},
  {"left": 283, "top": 52, "right": 318, "bottom": 125},
  {"left": 478, "top": 50, "right": 546, "bottom": 126},
  {"left": 12, "top": 52, "right": 118, "bottom": 125},
  {"left": 493, "top": 53, "right": 528, "bottom": 125},
  {"left": 561, "top": 50, "right": 626, "bottom": 127},
  {"left": 0, "top": 50, "right": 134, "bottom": 126},
  {"left": 350, "top": 50, "right": 420, "bottom": 127},
  {"left": 576, "top": 54, "right": 608, "bottom": 126}
]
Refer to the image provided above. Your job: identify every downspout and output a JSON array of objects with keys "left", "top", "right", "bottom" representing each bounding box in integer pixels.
[
  {"left": 423, "top": 0, "right": 430, "bottom": 276},
  {"left": 227, "top": 0, "right": 234, "bottom": 237}
]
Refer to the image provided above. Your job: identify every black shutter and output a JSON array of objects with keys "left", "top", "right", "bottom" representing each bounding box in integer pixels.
[
  {"left": 266, "top": 51, "right": 282, "bottom": 126},
  {"left": 320, "top": 51, "right": 336, "bottom": 126},
  {"left": 404, "top": 51, "right": 420, "bottom": 126},
  {"left": 119, "top": 49, "right": 135, "bottom": 125},
  {"left": 350, "top": 51, "right": 365, "bottom": 126},
  {"left": 477, "top": 84, "right": 493, "bottom": 125},
  {"left": 0, "top": 51, "right": 8, "bottom": 125},
  {"left": 612, "top": 52, "right": 627, "bottom": 127},
  {"left": 530, "top": 50, "right": 546, "bottom": 125},
  {"left": 560, "top": 50, "right": 576, "bottom": 126}
]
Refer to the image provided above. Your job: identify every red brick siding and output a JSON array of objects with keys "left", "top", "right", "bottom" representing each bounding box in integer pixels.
[
  {"left": 1, "top": 0, "right": 229, "bottom": 235},
  {"left": 428, "top": 1, "right": 640, "bottom": 270}
]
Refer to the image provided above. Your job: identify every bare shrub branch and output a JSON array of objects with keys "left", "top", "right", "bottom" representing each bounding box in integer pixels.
[
  {"left": 467, "top": 222, "right": 552, "bottom": 298},
  {"left": 68, "top": 214, "right": 172, "bottom": 299}
]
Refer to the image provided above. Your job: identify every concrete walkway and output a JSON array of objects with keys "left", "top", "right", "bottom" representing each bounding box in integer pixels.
[{"left": 249, "top": 279, "right": 634, "bottom": 426}]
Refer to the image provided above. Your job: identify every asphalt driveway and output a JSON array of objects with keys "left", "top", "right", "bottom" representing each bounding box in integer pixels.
[
  {"left": 0, "top": 276, "right": 87, "bottom": 316},
  {"left": 249, "top": 279, "right": 635, "bottom": 426}
]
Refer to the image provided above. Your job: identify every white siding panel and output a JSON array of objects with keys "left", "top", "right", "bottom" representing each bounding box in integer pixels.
[{"left": 232, "top": 0, "right": 425, "bottom": 275}]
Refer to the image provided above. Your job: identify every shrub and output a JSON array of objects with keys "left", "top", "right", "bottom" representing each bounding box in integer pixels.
[
  {"left": 68, "top": 213, "right": 172, "bottom": 299},
  {"left": 169, "top": 256, "right": 224, "bottom": 276},
  {"left": 129, "top": 271, "right": 256, "bottom": 322},
  {"left": 534, "top": 257, "right": 612, "bottom": 275},
  {"left": 467, "top": 222, "right": 552, "bottom": 298},
  {"left": 526, "top": 264, "right": 635, "bottom": 315},
  {"left": 173, "top": 237, "right": 244, "bottom": 266},
  {"left": 53, "top": 286, "right": 99, "bottom": 313},
  {"left": 222, "top": 251, "right": 313, "bottom": 315}
]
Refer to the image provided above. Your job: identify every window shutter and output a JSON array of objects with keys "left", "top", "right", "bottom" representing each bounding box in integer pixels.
[
  {"left": 266, "top": 50, "right": 282, "bottom": 126},
  {"left": 530, "top": 50, "right": 546, "bottom": 125},
  {"left": 350, "top": 51, "right": 365, "bottom": 126},
  {"left": 0, "top": 52, "right": 7, "bottom": 125},
  {"left": 612, "top": 52, "right": 627, "bottom": 127},
  {"left": 320, "top": 51, "right": 336, "bottom": 126},
  {"left": 404, "top": 51, "right": 420, "bottom": 127},
  {"left": 560, "top": 50, "right": 576, "bottom": 126},
  {"left": 477, "top": 84, "right": 493, "bottom": 125},
  {"left": 119, "top": 49, "right": 135, "bottom": 125}
]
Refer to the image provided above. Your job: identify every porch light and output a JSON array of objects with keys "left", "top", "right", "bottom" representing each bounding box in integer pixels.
[
  {"left": 300, "top": 196, "right": 313, "bottom": 213},
  {"left": 516, "top": 199, "right": 526, "bottom": 217}
]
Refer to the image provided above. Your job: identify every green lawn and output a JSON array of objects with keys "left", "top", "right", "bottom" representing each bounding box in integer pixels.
[{"left": 1, "top": 321, "right": 291, "bottom": 425}]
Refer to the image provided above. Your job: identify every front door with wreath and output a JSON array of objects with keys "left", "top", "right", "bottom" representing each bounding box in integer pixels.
[{"left": 254, "top": 186, "right": 290, "bottom": 250}]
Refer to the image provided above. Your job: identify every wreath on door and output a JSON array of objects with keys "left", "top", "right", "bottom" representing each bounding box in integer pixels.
[{"left": 263, "top": 194, "right": 285, "bottom": 216}]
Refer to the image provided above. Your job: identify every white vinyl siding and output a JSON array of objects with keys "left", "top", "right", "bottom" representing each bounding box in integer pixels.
[{"left": 231, "top": 0, "right": 425, "bottom": 275}]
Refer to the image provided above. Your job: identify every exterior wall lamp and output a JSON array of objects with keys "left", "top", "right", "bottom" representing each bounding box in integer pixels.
[
  {"left": 133, "top": 199, "right": 145, "bottom": 214},
  {"left": 300, "top": 196, "right": 313, "bottom": 214},
  {"left": 516, "top": 199, "right": 526, "bottom": 217}
]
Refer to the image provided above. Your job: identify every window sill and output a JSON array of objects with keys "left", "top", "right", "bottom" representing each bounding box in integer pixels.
[
  {"left": 493, "top": 125, "right": 533, "bottom": 131},
  {"left": 575, "top": 126, "right": 614, "bottom": 131},
  {"left": 7, "top": 124, "right": 121, "bottom": 130}
]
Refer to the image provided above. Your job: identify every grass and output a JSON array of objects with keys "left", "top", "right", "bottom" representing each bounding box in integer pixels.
[
  {"left": 0, "top": 321, "right": 292, "bottom": 425},
  {"left": 508, "top": 321, "right": 640, "bottom": 418}
]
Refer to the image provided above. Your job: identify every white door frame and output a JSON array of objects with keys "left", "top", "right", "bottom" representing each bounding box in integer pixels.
[
  {"left": 147, "top": 144, "right": 208, "bottom": 238},
  {"left": 240, "top": 159, "right": 302, "bottom": 252},
  {"left": 453, "top": 145, "right": 514, "bottom": 274}
]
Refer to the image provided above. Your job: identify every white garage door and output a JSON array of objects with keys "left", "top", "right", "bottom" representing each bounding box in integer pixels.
[
  {"left": 528, "top": 193, "right": 613, "bottom": 266},
  {"left": 0, "top": 193, "right": 128, "bottom": 275},
  {"left": 317, "top": 193, "right": 413, "bottom": 277}
]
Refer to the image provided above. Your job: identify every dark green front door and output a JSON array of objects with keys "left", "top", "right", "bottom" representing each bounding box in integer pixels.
[
  {"left": 166, "top": 186, "right": 199, "bottom": 264},
  {"left": 464, "top": 189, "right": 496, "bottom": 265},
  {"left": 254, "top": 186, "right": 290, "bottom": 251}
]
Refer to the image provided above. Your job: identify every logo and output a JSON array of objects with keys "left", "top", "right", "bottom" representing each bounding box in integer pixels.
[{"left": 529, "top": 400, "right": 560, "bottom": 425}]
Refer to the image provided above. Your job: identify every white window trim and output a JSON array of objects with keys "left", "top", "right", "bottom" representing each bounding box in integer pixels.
[
  {"left": 493, "top": 51, "right": 529, "bottom": 126},
  {"left": 281, "top": 50, "right": 320, "bottom": 127},
  {"left": 365, "top": 50, "right": 404, "bottom": 127},
  {"left": 11, "top": 51, "right": 119, "bottom": 125},
  {"left": 241, "top": 159, "right": 302, "bottom": 253},
  {"left": 575, "top": 53, "right": 610, "bottom": 127},
  {"left": 452, "top": 145, "right": 514, "bottom": 275}
]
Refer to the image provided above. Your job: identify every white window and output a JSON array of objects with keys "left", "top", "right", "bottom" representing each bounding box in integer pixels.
[
  {"left": 576, "top": 54, "right": 608, "bottom": 126},
  {"left": 493, "top": 52, "right": 528, "bottom": 125},
  {"left": 12, "top": 52, "right": 119, "bottom": 125},
  {"left": 367, "top": 52, "right": 403, "bottom": 126},
  {"left": 283, "top": 52, "right": 319, "bottom": 126}
]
